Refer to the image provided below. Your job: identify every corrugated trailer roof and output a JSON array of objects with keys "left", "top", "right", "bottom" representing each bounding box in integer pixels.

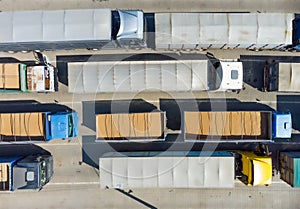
[
  {"left": 183, "top": 111, "right": 272, "bottom": 141},
  {"left": 278, "top": 63, "right": 300, "bottom": 92},
  {"left": 68, "top": 60, "right": 209, "bottom": 93},
  {"left": 0, "top": 9, "right": 112, "bottom": 51},
  {"left": 155, "top": 13, "right": 293, "bottom": 50},
  {"left": 96, "top": 112, "right": 165, "bottom": 141},
  {"left": 99, "top": 151, "right": 235, "bottom": 189}
]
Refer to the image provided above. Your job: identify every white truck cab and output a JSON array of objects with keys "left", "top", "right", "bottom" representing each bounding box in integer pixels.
[
  {"left": 217, "top": 61, "right": 243, "bottom": 92},
  {"left": 206, "top": 53, "right": 243, "bottom": 92}
]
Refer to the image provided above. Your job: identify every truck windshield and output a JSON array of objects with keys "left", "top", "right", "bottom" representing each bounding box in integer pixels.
[
  {"left": 40, "top": 160, "right": 47, "bottom": 186},
  {"left": 111, "top": 11, "right": 120, "bottom": 40},
  {"left": 208, "top": 61, "right": 223, "bottom": 90},
  {"left": 215, "top": 64, "right": 223, "bottom": 89},
  {"left": 68, "top": 115, "right": 74, "bottom": 137}
]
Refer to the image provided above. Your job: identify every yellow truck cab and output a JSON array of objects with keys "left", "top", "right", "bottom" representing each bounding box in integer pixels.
[{"left": 237, "top": 151, "right": 272, "bottom": 186}]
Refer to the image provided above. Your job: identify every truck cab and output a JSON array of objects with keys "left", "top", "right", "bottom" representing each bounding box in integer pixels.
[
  {"left": 236, "top": 151, "right": 272, "bottom": 186},
  {"left": 113, "top": 10, "right": 145, "bottom": 48},
  {"left": 47, "top": 112, "right": 78, "bottom": 140},
  {"left": 272, "top": 112, "right": 292, "bottom": 138},
  {"left": 26, "top": 65, "right": 55, "bottom": 92},
  {"left": 207, "top": 54, "right": 243, "bottom": 92},
  {"left": 12, "top": 155, "right": 53, "bottom": 190},
  {"left": 292, "top": 17, "right": 300, "bottom": 51}
]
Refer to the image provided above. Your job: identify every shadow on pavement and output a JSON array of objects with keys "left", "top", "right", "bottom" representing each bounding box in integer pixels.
[
  {"left": 0, "top": 143, "right": 50, "bottom": 157},
  {"left": 277, "top": 95, "right": 300, "bottom": 131},
  {"left": 82, "top": 134, "right": 260, "bottom": 169},
  {"left": 0, "top": 100, "right": 73, "bottom": 113},
  {"left": 240, "top": 55, "right": 300, "bottom": 91},
  {"left": 82, "top": 99, "right": 158, "bottom": 132},
  {"left": 115, "top": 188, "right": 157, "bottom": 209}
]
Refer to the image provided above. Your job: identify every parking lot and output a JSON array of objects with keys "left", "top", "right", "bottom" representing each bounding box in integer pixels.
[{"left": 0, "top": 1, "right": 300, "bottom": 208}]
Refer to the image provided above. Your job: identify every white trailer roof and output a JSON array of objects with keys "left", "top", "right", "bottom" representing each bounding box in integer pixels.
[
  {"left": 99, "top": 154, "right": 235, "bottom": 189},
  {"left": 278, "top": 63, "right": 300, "bottom": 92},
  {"left": 155, "top": 13, "right": 294, "bottom": 49},
  {"left": 68, "top": 60, "right": 209, "bottom": 93},
  {"left": 0, "top": 9, "right": 111, "bottom": 50}
]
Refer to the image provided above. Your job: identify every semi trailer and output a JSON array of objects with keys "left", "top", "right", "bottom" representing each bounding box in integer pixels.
[
  {"left": 67, "top": 53, "right": 243, "bottom": 93},
  {"left": 0, "top": 9, "right": 144, "bottom": 51},
  {"left": 99, "top": 150, "right": 272, "bottom": 189},
  {"left": 182, "top": 111, "right": 291, "bottom": 142},
  {"left": 154, "top": 13, "right": 298, "bottom": 50},
  {"left": 0, "top": 111, "right": 78, "bottom": 142},
  {"left": 0, "top": 154, "right": 53, "bottom": 191},
  {"left": 264, "top": 62, "right": 300, "bottom": 92},
  {"left": 96, "top": 112, "right": 166, "bottom": 142}
]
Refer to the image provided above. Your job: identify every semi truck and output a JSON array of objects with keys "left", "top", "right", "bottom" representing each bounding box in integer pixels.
[
  {"left": 0, "top": 9, "right": 144, "bottom": 51},
  {"left": 67, "top": 53, "right": 243, "bottom": 93},
  {"left": 99, "top": 150, "right": 272, "bottom": 189},
  {"left": 264, "top": 61, "right": 300, "bottom": 92},
  {"left": 0, "top": 63, "right": 56, "bottom": 92},
  {"left": 0, "top": 9, "right": 299, "bottom": 52},
  {"left": 0, "top": 111, "right": 78, "bottom": 142},
  {"left": 96, "top": 111, "right": 166, "bottom": 142},
  {"left": 0, "top": 154, "right": 53, "bottom": 191},
  {"left": 182, "top": 111, "right": 291, "bottom": 142},
  {"left": 279, "top": 152, "right": 300, "bottom": 187}
]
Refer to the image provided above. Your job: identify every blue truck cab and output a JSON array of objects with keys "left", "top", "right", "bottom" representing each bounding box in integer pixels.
[
  {"left": 272, "top": 112, "right": 292, "bottom": 139},
  {"left": 0, "top": 155, "right": 53, "bottom": 191},
  {"left": 46, "top": 112, "right": 78, "bottom": 140}
]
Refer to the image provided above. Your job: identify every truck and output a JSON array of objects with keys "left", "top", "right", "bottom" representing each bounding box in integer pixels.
[
  {"left": 0, "top": 154, "right": 53, "bottom": 191},
  {"left": 264, "top": 61, "right": 300, "bottom": 92},
  {"left": 1, "top": 10, "right": 299, "bottom": 52},
  {"left": 0, "top": 9, "right": 144, "bottom": 51},
  {"left": 0, "top": 63, "right": 56, "bottom": 92},
  {"left": 67, "top": 53, "right": 243, "bottom": 93},
  {"left": 99, "top": 150, "right": 272, "bottom": 189},
  {"left": 279, "top": 152, "right": 300, "bottom": 187},
  {"left": 182, "top": 111, "right": 292, "bottom": 142},
  {"left": 96, "top": 111, "right": 166, "bottom": 142},
  {"left": 0, "top": 111, "right": 78, "bottom": 142}
]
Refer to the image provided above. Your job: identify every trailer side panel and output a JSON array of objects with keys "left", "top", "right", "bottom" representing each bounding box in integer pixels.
[
  {"left": 155, "top": 13, "right": 294, "bottom": 50},
  {"left": 100, "top": 152, "right": 235, "bottom": 189},
  {"left": 0, "top": 9, "right": 112, "bottom": 51},
  {"left": 68, "top": 60, "right": 209, "bottom": 93}
]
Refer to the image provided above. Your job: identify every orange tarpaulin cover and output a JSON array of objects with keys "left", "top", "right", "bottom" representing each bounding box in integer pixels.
[
  {"left": 0, "top": 64, "right": 20, "bottom": 89},
  {"left": 184, "top": 112, "right": 261, "bottom": 136},
  {"left": 0, "top": 113, "right": 44, "bottom": 136},
  {"left": 97, "top": 112, "right": 164, "bottom": 138}
]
